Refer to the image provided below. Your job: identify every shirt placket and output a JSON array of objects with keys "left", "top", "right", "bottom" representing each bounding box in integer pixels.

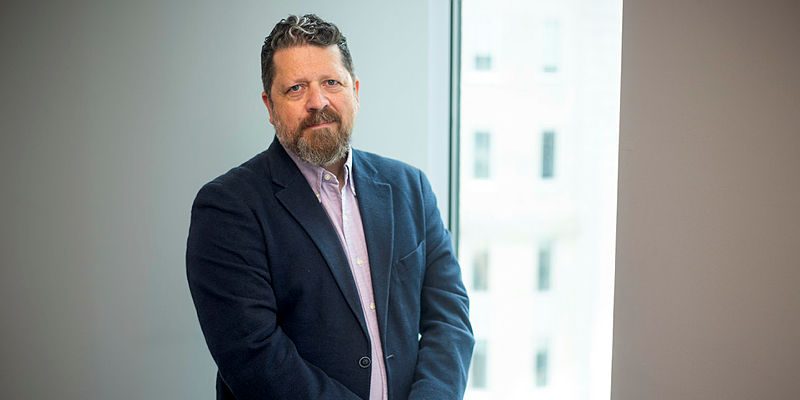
[
  {"left": 320, "top": 171, "right": 387, "bottom": 400},
  {"left": 342, "top": 192, "right": 387, "bottom": 400}
]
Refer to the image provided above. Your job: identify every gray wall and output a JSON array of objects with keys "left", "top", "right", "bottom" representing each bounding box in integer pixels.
[
  {"left": 0, "top": 1, "right": 448, "bottom": 399},
  {"left": 612, "top": 0, "right": 800, "bottom": 399}
]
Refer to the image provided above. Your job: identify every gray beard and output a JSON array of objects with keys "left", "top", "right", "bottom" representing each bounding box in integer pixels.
[{"left": 276, "top": 125, "right": 350, "bottom": 167}]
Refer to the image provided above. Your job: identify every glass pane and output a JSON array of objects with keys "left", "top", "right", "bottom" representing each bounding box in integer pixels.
[{"left": 458, "top": 0, "right": 622, "bottom": 398}]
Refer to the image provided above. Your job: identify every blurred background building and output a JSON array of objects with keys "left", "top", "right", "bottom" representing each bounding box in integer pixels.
[{"left": 458, "top": 0, "right": 622, "bottom": 398}]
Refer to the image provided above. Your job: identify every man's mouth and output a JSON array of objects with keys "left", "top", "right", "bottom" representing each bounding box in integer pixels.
[{"left": 305, "top": 121, "right": 334, "bottom": 129}]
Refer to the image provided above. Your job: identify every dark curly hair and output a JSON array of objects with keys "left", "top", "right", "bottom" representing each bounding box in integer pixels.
[{"left": 261, "top": 14, "right": 355, "bottom": 99}]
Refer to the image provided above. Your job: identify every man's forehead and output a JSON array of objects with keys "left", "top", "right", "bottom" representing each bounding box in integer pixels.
[{"left": 272, "top": 45, "right": 348, "bottom": 77}]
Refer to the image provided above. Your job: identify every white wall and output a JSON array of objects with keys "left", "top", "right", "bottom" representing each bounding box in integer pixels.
[
  {"left": 0, "top": 1, "right": 449, "bottom": 399},
  {"left": 612, "top": 0, "right": 800, "bottom": 399}
]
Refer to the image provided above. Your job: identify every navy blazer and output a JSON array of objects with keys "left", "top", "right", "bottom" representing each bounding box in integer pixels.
[{"left": 187, "top": 139, "right": 474, "bottom": 399}]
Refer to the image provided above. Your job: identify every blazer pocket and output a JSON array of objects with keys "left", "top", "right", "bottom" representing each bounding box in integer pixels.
[{"left": 394, "top": 240, "right": 425, "bottom": 281}]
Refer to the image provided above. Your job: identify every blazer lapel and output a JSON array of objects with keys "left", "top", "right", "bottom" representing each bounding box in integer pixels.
[
  {"left": 353, "top": 152, "right": 394, "bottom": 342},
  {"left": 267, "top": 140, "right": 369, "bottom": 338}
]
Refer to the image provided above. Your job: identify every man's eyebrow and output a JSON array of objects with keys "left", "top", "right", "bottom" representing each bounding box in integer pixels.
[{"left": 278, "top": 78, "right": 309, "bottom": 86}]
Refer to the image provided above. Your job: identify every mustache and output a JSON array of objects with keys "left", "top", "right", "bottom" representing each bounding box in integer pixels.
[{"left": 300, "top": 108, "right": 341, "bottom": 130}]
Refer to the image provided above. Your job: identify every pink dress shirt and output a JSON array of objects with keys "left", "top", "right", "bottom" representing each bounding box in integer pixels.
[{"left": 285, "top": 146, "right": 388, "bottom": 400}]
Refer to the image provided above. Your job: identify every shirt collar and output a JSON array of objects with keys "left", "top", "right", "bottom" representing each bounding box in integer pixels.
[{"left": 282, "top": 142, "right": 357, "bottom": 200}]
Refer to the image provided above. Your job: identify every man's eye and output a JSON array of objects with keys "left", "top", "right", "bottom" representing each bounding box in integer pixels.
[
  {"left": 287, "top": 85, "right": 302, "bottom": 93},
  {"left": 325, "top": 80, "right": 339, "bottom": 86}
]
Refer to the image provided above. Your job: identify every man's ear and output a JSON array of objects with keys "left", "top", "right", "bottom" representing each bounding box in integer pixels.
[
  {"left": 261, "top": 91, "right": 275, "bottom": 125},
  {"left": 353, "top": 78, "right": 360, "bottom": 110}
]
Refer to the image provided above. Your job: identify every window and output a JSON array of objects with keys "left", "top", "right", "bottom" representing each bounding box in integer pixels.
[
  {"left": 472, "top": 248, "right": 489, "bottom": 291},
  {"left": 535, "top": 347, "right": 550, "bottom": 387},
  {"left": 471, "top": 340, "right": 488, "bottom": 389},
  {"left": 474, "top": 131, "right": 491, "bottom": 179},
  {"left": 537, "top": 244, "right": 552, "bottom": 292},
  {"left": 474, "top": 54, "right": 493, "bottom": 71},
  {"left": 541, "top": 130, "right": 556, "bottom": 179},
  {"left": 542, "top": 20, "right": 560, "bottom": 73},
  {"left": 458, "top": 0, "right": 621, "bottom": 398}
]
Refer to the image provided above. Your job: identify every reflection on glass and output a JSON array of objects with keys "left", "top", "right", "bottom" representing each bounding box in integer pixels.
[{"left": 459, "top": 0, "right": 622, "bottom": 399}]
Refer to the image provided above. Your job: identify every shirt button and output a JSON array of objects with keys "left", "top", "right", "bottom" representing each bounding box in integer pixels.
[
  {"left": 356, "top": 258, "right": 364, "bottom": 266},
  {"left": 369, "top": 302, "right": 376, "bottom": 310},
  {"left": 358, "top": 356, "right": 371, "bottom": 368},
  {"left": 323, "top": 174, "right": 332, "bottom": 181}
]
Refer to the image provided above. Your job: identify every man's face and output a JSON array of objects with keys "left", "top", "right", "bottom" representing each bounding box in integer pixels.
[{"left": 262, "top": 44, "right": 360, "bottom": 167}]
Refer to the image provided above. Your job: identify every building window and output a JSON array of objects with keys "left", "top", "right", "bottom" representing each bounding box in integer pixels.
[
  {"left": 474, "top": 131, "right": 491, "bottom": 179},
  {"left": 472, "top": 248, "right": 489, "bottom": 291},
  {"left": 472, "top": 340, "right": 488, "bottom": 388},
  {"left": 535, "top": 347, "right": 549, "bottom": 387},
  {"left": 542, "top": 20, "right": 560, "bottom": 73},
  {"left": 541, "top": 130, "right": 556, "bottom": 179},
  {"left": 475, "top": 54, "right": 493, "bottom": 71},
  {"left": 537, "top": 245, "right": 552, "bottom": 291}
]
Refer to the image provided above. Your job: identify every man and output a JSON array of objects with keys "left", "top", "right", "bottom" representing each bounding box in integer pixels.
[{"left": 187, "top": 14, "right": 473, "bottom": 400}]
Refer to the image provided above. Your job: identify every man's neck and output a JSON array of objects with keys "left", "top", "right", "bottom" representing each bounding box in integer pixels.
[{"left": 324, "top": 158, "right": 347, "bottom": 191}]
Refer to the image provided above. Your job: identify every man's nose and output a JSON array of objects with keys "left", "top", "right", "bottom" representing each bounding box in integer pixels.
[{"left": 305, "top": 84, "right": 330, "bottom": 111}]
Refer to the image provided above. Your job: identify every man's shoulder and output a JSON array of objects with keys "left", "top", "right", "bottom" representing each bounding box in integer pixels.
[
  {"left": 195, "top": 150, "right": 272, "bottom": 204},
  {"left": 353, "top": 148, "right": 421, "bottom": 182}
]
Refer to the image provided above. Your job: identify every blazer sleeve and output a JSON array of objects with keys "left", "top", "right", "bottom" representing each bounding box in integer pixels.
[
  {"left": 408, "top": 171, "right": 476, "bottom": 399},
  {"left": 186, "top": 181, "right": 361, "bottom": 400}
]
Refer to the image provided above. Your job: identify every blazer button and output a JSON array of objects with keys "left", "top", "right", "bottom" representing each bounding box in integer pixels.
[{"left": 358, "top": 356, "right": 371, "bottom": 369}]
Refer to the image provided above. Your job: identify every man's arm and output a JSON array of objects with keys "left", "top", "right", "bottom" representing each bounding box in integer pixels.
[
  {"left": 186, "top": 181, "right": 361, "bottom": 400},
  {"left": 408, "top": 171, "right": 475, "bottom": 399}
]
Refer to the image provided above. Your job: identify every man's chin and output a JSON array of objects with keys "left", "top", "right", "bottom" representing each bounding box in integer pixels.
[
  {"left": 299, "top": 153, "right": 344, "bottom": 167},
  {"left": 295, "top": 142, "right": 348, "bottom": 167}
]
